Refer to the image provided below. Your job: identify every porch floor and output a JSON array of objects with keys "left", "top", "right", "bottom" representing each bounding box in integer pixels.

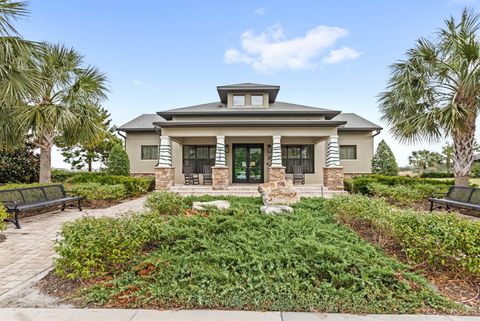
[{"left": 170, "top": 183, "right": 346, "bottom": 198}]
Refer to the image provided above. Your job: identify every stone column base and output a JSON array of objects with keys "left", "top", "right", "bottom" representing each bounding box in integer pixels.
[
  {"left": 155, "top": 166, "right": 175, "bottom": 190},
  {"left": 212, "top": 165, "right": 229, "bottom": 190},
  {"left": 269, "top": 165, "right": 286, "bottom": 182},
  {"left": 323, "top": 167, "right": 344, "bottom": 190}
]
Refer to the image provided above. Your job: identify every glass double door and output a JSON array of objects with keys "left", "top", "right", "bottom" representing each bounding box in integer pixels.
[{"left": 232, "top": 144, "right": 264, "bottom": 183}]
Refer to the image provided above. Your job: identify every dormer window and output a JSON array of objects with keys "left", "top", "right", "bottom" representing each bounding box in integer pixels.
[
  {"left": 251, "top": 94, "right": 264, "bottom": 106},
  {"left": 233, "top": 95, "right": 245, "bottom": 106}
]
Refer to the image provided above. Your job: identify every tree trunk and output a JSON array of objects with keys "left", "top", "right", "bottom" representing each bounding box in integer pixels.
[
  {"left": 88, "top": 159, "right": 92, "bottom": 172},
  {"left": 38, "top": 132, "right": 54, "bottom": 183},
  {"left": 39, "top": 145, "right": 52, "bottom": 183},
  {"left": 452, "top": 114, "right": 476, "bottom": 186}
]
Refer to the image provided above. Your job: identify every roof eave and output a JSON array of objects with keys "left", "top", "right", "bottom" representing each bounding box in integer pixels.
[{"left": 153, "top": 120, "right": 347, "bottom": 128}]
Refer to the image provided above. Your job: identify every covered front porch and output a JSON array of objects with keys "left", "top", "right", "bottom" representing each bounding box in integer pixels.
[{"left": 155, "top": 126, "right": 345, "bottom": 191}]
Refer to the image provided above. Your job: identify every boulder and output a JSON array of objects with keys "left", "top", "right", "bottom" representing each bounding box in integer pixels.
[
  {"left": 261, "top": 205, "right": 293, "bottom": 215},
  {"left": 258, "top": 180, "right": 300, "bottom": 206},
  {"left": 192, "top": 200, "right": 230, "bottom": 211}
]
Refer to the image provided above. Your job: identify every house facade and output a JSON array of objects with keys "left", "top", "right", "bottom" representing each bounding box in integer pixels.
[{"left": 118, "top": 83, "right": 382, "bottom": 190}]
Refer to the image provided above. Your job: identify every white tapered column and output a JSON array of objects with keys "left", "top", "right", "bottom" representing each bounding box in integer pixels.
[
  {"left": 212, "top": 135, "right": 228, "bottom": 190},
  {"left": 155, "top": 135, "right": 175, "bottom": 190},
  {"left": 269, "top": 135, "right": 286, "bottom": 182},
  {"left": 324, "top": 135, "right": 343, "bottom": 190}
]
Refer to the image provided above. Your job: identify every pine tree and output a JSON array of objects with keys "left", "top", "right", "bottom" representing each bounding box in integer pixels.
[
  {"left": 107, "top": 144, "right": 130, "bottom": 176},
  {"left": 372, "top": 140, "right": 399, "bottom": 176}
]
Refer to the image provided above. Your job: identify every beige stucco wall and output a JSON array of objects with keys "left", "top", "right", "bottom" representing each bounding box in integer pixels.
[
  {"left": 337, "top": 131, "right": 374, "bottom": 174},
  {"left": 162, "top": 126, "right": 337, "bottom": 138},
  {"left": 125, "top": 132, "right": 159, "bottom": 174}
]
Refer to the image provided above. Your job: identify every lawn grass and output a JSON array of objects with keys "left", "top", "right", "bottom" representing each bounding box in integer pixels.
[{"left": 79, "top": 196, "right": 460, "bottom": 314}]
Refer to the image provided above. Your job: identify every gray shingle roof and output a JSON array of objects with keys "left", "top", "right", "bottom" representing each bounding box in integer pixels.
[
  {"left": 333, "top": 113, "right": 382, "bottom": 130},
  {"left": 157, "top": 101, "right": 340, "bottom": 120},
  {"left": 117, "top": 114, "right": 165, "bottom": 132}
]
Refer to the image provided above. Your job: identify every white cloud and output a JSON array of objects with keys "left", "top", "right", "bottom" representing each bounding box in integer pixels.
[
  {"left": 253, "top": 8, "right": 266, "bottom": 15},
  {"left": 224, "top": 24, "right": 360, "bottom": 72},
  {"left": 133, "top": 80, "right": 151, "bottom": 87},
  {"left": 322, "top": 47, "right": 361, "bottom": 64}
]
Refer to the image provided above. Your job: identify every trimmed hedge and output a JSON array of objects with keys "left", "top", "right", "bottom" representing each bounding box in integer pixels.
[
  {"left": 71, "top": 183, "right": 127, "bottom": 200},
  {"left": 420, "top": 172, "right": 454, "bottom": 178},
  {"left": 366, "top": 182, "right": 448, "bottom": 205},
  {"left": 51, "top": 169, "right": 77, "bottom": 182},
  {"left": 66, "top": 172, "right": 154, "bottom": 197},
  {"left": 325, "top": 195, "right": 480, "bottom": 275},
  {"left": 344, "top": 175, "right": 454, "bottom": 195}
]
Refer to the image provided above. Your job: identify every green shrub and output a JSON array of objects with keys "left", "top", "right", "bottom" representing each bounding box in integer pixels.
[
  {"left": 366, "top": 182, "right": 447, "bottom": 205},
  {"left": 0, "top": 143, "right": 39, "bottom": 184},
  {"left": 0, "top": 204, "right": 8, "bottom": 231},
  {"left": 66, "top": 172, "right": 154, "bottom": 197},
  {"left": 372, "top": 140, "right": 399, "bottom": 176},
  {"left": 51, "top": 169, "right": 77, "bottom": 182},
  {"left": 349, "top": 175, "right": 454, "bottom": 195},
  {"left": 54, "top": 214, "right": 156, "bottom": 279},
  {"left": 471, "top": 163, "right": 480, "bottom": 178},
  {"left": 107, "top": 144, "right": 130, "bottom": 176},
  {"left": 325, "top": 195, "right": 480, "bottom": 275},
  {"left": 419, "top": 172, "right": 454, "bottom": 178},
  {"left": 71, "top": 183, "right": 127, "bottom": 200},
  {"left": 144, "top": 191, "right": 188, "bottom": 215}
]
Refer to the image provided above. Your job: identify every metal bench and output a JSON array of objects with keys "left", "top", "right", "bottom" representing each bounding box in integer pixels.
[
  {"left": 0, "top": 184, "right": 82, "bottom": 229},
  {"left": 429, "top": 185, "right": 480, "bottom": 212}
]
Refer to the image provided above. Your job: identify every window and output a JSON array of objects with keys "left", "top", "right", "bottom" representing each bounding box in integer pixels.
[
  {"left": 281, "top": 145, "right": 314, "bottom": 174},
  {"left": 183, "top": 145, "right": 216, "bottom": 173},
  {"left": 141, "top": 145, "right": 158, "bottom": 160},
  {"left": 340, "top": 145, "right": 357, "bottom": 160},
  {"left": 251, "top": 94, "right": 264, "bottom": 106},
  {"left": 233, "top": 95, "right": 245, "bottom": 106}
]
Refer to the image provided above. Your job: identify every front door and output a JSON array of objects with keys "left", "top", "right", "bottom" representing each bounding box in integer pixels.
[{"left": 233, "top": 144, "right": 264, "bottom": 183}]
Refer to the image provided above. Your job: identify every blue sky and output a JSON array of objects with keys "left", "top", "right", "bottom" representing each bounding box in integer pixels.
[{"left": 17, "top": 0, "right": 480, "bottom": 167}]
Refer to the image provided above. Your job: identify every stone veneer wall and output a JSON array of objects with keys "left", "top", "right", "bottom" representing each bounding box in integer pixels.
[
  {"left": 212, "top": 165, "right": 229, "bottom": 190},
  {"left": 323, "top": 167, "right": 344, "bottom": 190},
  {"left": 269, "top": 166, "right": 286, "bottom": 182},
  {"left": 155, "top": 167, "right": 175, "bottom": 190}
]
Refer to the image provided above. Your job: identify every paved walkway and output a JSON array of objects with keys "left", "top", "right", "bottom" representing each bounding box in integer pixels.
[
  {"left": 0, "top": 308, "right": 477, "bottom": 321},
  {"left": 0, "top": 197, "right": 146, "bottom": 296}
]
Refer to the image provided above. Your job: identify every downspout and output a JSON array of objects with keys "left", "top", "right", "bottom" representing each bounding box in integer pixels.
[
  {"left": 372, "top": 129, "right": 381, "bottom": 137},
  {"left": 117, "top": 130, "right": 127, "bottom": 149}
]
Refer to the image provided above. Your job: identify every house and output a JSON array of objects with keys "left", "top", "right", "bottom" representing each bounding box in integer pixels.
[{"left": 118, "top": 83, "right": 382, "bottom": 190}]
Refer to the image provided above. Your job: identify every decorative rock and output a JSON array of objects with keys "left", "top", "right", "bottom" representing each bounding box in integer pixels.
[
  {"left": 192, "top": 200, "right": 230, "bottom": 211},
  {"left": 258, "top": 180, "right": 300, "bottom": 206},
  {"left": 261, "top": 205, "right": 293, "bottom": 215}
]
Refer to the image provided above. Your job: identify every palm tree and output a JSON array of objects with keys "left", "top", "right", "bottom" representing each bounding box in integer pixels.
[
  {"left": 379, "top": 8, "right": 480, "bottom": 186},
  {"left": 1, "top": 43, "right": 109, "bottom": 182},
  {"left": 442, "top": 144, "right": 454, "bottom": 174},
  {"left": 408, "top": 150, "right": 443, "bottom": 173},
  {"left": 0, "top": 0, "right": 39, "bottom": 103}
]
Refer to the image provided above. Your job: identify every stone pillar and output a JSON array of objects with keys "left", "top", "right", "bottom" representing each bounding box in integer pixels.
[
  {"left": 155, "top": 136, "right": 175, "bottom": 190},
  {"left": 323, "top": 167, "right": 344, "bottom": 190},
  {"left": 269, "top": 135, "right": 286, "bottom": 182},
  {"left": 212, "top": 135, "right": 229, "bottom": 190},
  {"left": 324, "top": 135, "right": 344, "bottom": 190}
]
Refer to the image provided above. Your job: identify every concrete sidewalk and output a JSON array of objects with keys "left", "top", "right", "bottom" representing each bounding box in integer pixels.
[{"left": 0, "top": 309, "right": 478, "bottom": 321}]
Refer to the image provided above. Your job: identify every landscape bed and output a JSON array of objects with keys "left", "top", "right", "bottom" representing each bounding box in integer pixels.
[{"left": 44, "top": 194, "right": 477, "bottom": 314}]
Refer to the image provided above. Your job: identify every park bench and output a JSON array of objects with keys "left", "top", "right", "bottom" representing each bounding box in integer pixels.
[
  {"left": 429, "top": 185, "right": 480, "bottom": 212},
  {"left": 0, "top": 184, "right": 82, "bottom": 229}
]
